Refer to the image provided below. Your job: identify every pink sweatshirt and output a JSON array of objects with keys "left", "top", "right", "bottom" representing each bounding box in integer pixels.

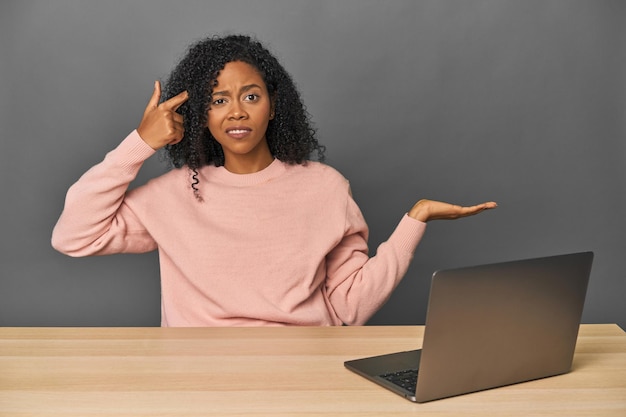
[{"left": 52, "top": 131, "right": 426, "bottom": 326}]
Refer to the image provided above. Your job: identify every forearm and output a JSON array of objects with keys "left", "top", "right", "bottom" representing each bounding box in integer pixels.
[
  {"left": 327, "top": 214, "right": 426, "bottom": 325},
  {"left": 51, "top": 131, "right": 157, "bottom": 256}
]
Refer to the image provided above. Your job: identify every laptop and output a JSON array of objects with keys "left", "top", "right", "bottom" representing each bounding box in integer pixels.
[{"left": 344, "top": 251, "right": 593, "bottom": 402}]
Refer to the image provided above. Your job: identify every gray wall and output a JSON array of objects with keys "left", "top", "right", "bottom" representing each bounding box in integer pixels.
[{"left": 1, "top": 0, "right": 624, "bottom": 327}]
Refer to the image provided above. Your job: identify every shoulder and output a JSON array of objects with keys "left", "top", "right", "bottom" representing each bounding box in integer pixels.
[
  {"left": 127, "top": 165, "right": 191, "bottom": 202},
  {"left": 284, "top": 161, "right": 349, "bottom": 187},
  {"left": 279, "top": 161, "right": 353, "bottom": 212}
]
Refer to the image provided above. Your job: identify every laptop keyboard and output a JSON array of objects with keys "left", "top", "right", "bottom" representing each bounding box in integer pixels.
[{"left": 379, "top": 369, "right": 418, "bottom": 393}]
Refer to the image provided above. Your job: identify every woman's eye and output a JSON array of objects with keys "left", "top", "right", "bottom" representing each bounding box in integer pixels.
[
  {"left": 244, "top": 94, "right": 259, "bottom": 101},
  {"left": 212, "top": 98, "right": 226, "bottom": 106}
]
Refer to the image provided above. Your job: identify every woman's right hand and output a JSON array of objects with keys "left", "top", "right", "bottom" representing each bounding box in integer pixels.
[{"left": 137, "top": 80, "right": 189, "bottom": 150}]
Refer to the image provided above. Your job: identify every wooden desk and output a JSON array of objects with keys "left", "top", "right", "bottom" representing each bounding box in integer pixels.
[{"left": 1, "top": 324, "right": 625, "bottom": 416}]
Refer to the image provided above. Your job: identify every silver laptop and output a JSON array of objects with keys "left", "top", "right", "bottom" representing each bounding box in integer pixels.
[{"left": 345, "top": 251, "right": 593, "bottom": 402}]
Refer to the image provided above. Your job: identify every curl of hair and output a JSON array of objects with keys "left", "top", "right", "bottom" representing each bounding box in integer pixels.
[{"left": 160, "top": 34, "right": 325, "bottom": 196}]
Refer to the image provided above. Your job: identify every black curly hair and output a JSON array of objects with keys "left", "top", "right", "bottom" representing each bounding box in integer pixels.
[{"left": 160, "top": 34, "right": 325, "bottom": 198}]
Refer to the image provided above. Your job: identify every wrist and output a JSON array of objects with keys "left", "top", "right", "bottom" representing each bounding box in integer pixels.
[
  {"left": 136, "top": 128, "right": 161, "bottom": 151},
  {"left": 408, "top": 200, "right": 430, "bottom": 222}
]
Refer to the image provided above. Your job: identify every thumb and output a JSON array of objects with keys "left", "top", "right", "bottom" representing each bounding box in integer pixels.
[{"left": 145, "top": 80, "right": 161, "bottom": 112}]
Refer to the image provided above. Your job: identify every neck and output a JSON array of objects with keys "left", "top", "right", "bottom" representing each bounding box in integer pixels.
[
  {"left": 223, "top": 153, "right": 275, "bottom": 174},
  {"left": 222, "top": 138, "right": 275, "bottom": 174}
]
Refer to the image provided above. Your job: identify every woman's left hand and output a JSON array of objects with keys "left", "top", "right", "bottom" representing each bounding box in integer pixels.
[{"left": 408, "top": 199, "right": 497, "bottom": 222}]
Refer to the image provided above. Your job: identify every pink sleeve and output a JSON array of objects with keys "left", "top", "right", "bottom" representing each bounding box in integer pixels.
[
  {"left": 324, "top": 196, "right": 426, "bottom": 325},
  {"left": 51, "top": 130, "right": 158, "bottom": 256}
]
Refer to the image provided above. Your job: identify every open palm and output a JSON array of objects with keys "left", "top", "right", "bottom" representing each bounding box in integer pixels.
[{"left": 408, "top": 199, "right": 497, "bottom": 222}]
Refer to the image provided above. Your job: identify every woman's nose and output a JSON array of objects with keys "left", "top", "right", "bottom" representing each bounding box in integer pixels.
[{"left": 229, "top": 102, "right": 248, "bottom": 120}]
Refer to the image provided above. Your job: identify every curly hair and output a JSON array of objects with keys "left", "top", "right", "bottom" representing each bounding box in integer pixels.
[{"left": 160, "top": 34, "right": 325, "bottom": 197}]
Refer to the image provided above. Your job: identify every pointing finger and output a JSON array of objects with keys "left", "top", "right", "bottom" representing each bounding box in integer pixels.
[{"left": 162, "top": 90, "right": 189, "bottom": 111}]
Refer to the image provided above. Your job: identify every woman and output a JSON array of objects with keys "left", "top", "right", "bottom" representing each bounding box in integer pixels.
[{"left": 52, "top": 34, "right": 496, "bottom": 326}]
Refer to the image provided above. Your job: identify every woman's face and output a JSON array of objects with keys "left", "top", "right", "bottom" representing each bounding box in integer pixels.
[{"left": 207, "top": 60, "right": 275, "bottom": 173}]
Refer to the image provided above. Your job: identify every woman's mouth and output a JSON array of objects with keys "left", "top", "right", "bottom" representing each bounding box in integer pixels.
[{"left": 226, "top": 128, "right": 252, "bottom": 139}]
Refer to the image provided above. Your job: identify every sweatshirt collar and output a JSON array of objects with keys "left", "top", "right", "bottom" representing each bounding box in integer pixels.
[{"left": 208, "top": 158, "right": 287, "bottom": 186}]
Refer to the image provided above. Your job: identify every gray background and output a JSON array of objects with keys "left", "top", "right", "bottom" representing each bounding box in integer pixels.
[{"left": 1, "top": 0, "right": 624, "bottom": 327}]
